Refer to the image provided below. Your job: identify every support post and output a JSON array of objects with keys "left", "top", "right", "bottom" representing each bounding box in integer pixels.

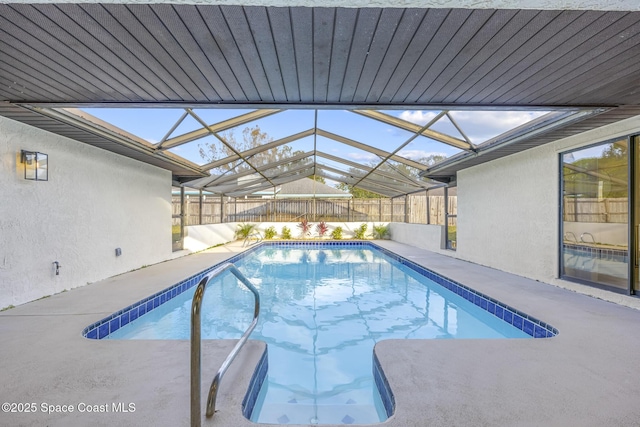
[
  {"left": 426, "top": 189, "right": 430, "bottom": 224},
  {"left": 199, "top": 189, "right": 203, "bottom": 225},
  {"left": 405, "top": 195, "right": 409, "bottom": 223},
  {"left": 180, "top": 186, "right": 186, "bottom": 236},
  {"left": 220, "top": 196, "right": 226, "bottom": 223}
]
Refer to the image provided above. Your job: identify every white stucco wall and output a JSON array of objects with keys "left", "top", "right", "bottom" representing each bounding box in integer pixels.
[
  {"left": 184, "top": 223, "right": 238, "bottom": 252},
  {"left": 388, "top": 223, "right": 446, "bottom": 253},
  {"left": 183, "top": 221, "right": 388, "bottom": 251},
  {"left": 0, "top": 116, "right": 172, "bottom": 309},
  {"left": 453, "top": 115, "right": 640, "bottom": 287}
]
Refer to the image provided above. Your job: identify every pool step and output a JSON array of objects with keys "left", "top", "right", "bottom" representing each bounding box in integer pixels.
[{"left": 253, "top": 402, "right": 383, "bottom": 425}]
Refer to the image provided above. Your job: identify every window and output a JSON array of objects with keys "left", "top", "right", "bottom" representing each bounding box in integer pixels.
[
  {"left": 445, "top": 186, "right": 457, "bottom": 250},
  {"left": 560, "top": 139, "right": 628, "bottom": 291}
]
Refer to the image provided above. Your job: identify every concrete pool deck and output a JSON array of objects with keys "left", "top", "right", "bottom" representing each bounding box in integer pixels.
[{"left": 1, "top": 240, "right": 640, "bottom": 426}]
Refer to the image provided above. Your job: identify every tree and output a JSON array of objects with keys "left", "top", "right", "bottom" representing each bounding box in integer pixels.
[
  {"left": 310, "top": 175, "right": 326, "bottom": 184},
  {"left": 199, "top": 125, "right": 307, "bottom": 175},
  {"left": 563, "top": 142, "right": 628, "bottom": 198},
  {"left": 336, "top": 181, "right": 382, "bottom": 198}
]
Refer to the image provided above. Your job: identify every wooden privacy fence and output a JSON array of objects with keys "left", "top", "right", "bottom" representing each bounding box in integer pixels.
[
  {"left": 563, "top": 197, "right": 627, "bottom": 223},
  {"left": 172, "top": 195, "right": 457, "bottom": 225}
]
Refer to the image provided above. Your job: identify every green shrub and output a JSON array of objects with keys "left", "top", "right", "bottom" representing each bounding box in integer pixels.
[
  {"left": 331, "top": 226, "right": 343, "bottom": 240},
  {"left": 264, "top": 226, "right": 277, "bottom": 240},
  {"left": 172, "top": 224, "right": 182, "bottom": 240},
  {"left": 235, "top": 223, "right": 255, "bottom": 239},
  {"left": 372, "top": 224, "right": 390, "bottom": 239},
  {"left": 281, "top": 226, "right": 292, "bottom": 240},
  {"left": 354, "top": 223, "right": 368, "bottom": 239}
]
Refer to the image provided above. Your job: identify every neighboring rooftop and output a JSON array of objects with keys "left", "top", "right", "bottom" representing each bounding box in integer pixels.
[{"left": 276, "top": 178, "right": 352, "bottom": 199}]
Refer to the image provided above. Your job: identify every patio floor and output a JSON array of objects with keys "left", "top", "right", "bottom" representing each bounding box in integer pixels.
[{"left": 1, "top": 240, "right": 640, "bottom": 426}]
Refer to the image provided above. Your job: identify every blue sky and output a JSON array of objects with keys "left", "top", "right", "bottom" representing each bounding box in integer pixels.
[{"left": 81, "top": 108, "right": 547, "bottom": 168}]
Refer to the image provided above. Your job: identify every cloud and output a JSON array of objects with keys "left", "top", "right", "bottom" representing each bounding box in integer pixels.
[
  {"left": 344, "top": 152, "right": 378, "bottom": 162},
  {"left": 399, "top": 110, "right": 440, "bottom": 125},
  {"left": 447, "top": 110, "right": 549, "bottom": 143},
  {"left": 397, "top": 150, "right": 448, "bottom": 161},
  {"left": 397, "top": 110, "right": 551, "bottom": 144}
]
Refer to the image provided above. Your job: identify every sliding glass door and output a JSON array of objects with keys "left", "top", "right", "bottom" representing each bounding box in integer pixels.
[
  {"left": 560, "top": 139, "right": 629, "bottom": 291},
  {"left": 633, "top": 136, "right": 640, "bottom": 293}
]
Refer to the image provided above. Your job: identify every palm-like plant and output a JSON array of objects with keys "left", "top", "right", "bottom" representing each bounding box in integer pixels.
[
  {"left": 297, "top": 219, "right": 313, "bottom": 238},
  {"left": 235, "top": 223, "right": 255, "bottom": 240},
  {"left": 372, "top": 224, "right": 390, "bottom": 239},
  {"left": 316, "top": 221, "right": 329, "bottom": 238}
]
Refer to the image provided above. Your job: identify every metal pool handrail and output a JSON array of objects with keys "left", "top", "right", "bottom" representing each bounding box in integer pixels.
[
  {"left": 191, "top": 263, "right": 260, "bottom": 427},
  {"left": 580, "top": 232, "right": 596, "bottom": 244},
  {"left": 243, "top": 231, "right": 263, "bottom": 247}
]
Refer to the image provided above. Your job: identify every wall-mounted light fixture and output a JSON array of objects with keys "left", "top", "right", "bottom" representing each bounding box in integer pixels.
[{"left": 20, "top": 150, "right": 48, "bottom": 181}]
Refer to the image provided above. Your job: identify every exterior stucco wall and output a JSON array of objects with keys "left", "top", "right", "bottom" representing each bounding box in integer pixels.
[
  {"left": 388, "top": 223, "right": 446, "bottom": 253},
  {"left": 1, "top": 116, "right": 172, "bottom": 309},
  {"left": 184, "top": 221, "right": 388, "bottom": 251},
  {"left": 454, "top": 115, "right": 640, "bottom": 287}
]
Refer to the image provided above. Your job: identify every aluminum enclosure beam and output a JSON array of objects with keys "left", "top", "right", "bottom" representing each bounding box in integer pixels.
[
  {"left": 158, "top": 109, "right": 282, "bottom": 150},
  {"left": 352, "top": 110, "right": 472, "bottom": 151},
  {"left": 315, "top": 129, "right": 428, "bottom": 171},
  {"left": 199, "top": 128, "right": 315, "bottom": 172}
]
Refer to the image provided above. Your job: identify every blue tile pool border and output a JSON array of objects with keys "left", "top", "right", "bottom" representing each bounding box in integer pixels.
[
  {"left": 83, "top": 240, "right": 558, "bottom": 340},
  {"left": 368, "top": 242, "right": 559, "bottom": 339},
  {"left": 242, "top": 347, "right": 269, "bottom": 420},
  {"left": 373, "top": 351, "right": 395, "bottom": 418}
]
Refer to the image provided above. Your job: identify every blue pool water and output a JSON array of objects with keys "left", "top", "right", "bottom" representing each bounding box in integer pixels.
[{"left": 107, "top": 244, "right": 534, "bottom": 425}]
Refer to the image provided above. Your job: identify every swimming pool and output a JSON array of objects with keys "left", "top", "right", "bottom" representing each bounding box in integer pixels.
[{"left": 83, "top": 242, "right": 557, "bottom": 424}]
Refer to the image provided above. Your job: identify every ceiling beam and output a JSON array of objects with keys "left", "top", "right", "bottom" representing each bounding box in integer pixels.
[
  {"left": 350, "top": 113, "right": 444, "bottom": 191},
  {"left": 24, "top": 105, "right": 205, "bottom": 175},
  {"left": 199, "top": 128, "right": 315, "bottom": 171},
  {"left": 315, "top": 163, "right": 417, "bottom": 194},
  {"left": 224, "top": 166, "right": 317, "bottom": 197},
  {"left": 352, "top": 110, "right": 472, "bottom": 151},
  {"left": 157, "top": 108, "right": 282, "bottom": 150},
  {"left": 313, "top": 170, "right": 394, "bottom": 197},
  {"left": 186, "top": 108, "right": 277, "bottom": 188},
  {"left": 315, "top": 150, "right": 423, "bottom": 187},
  {"left": 203, "top": 151, "right": 314, "bottom": 187},
  {"left": 315, "top": 128, "right": 428, "bottom": 171},
  {"left": 204, "top": 163, "right": 315, "bottom": 193}
]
